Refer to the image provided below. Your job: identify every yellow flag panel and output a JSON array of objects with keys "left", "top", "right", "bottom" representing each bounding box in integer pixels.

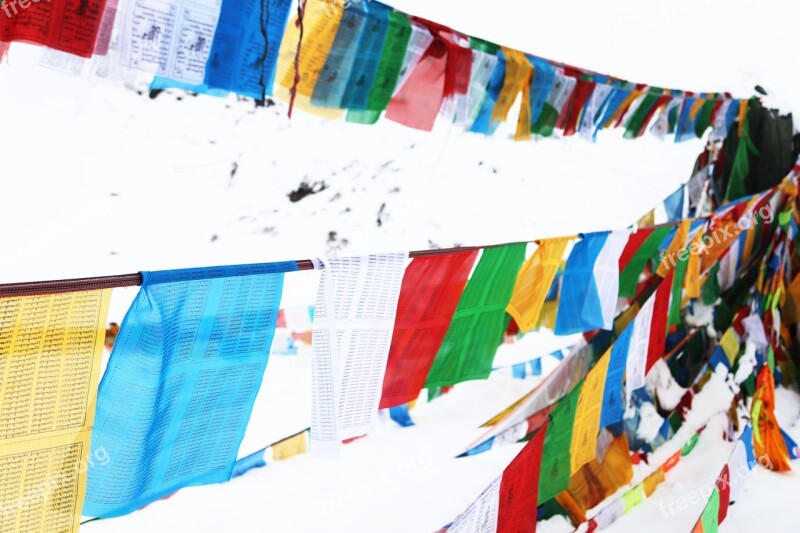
[{"left": 0, "top": 290, "right": 110, "bottom": 533}]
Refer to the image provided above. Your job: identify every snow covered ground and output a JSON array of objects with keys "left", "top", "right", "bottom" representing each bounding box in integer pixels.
[{"left": 1, "top": 0, "right": 800, "bottom": 531}]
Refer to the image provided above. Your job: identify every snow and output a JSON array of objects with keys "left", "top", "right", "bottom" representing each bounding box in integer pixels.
[{"left": 1, "top": 0, "right": 800, "bottom": 531}]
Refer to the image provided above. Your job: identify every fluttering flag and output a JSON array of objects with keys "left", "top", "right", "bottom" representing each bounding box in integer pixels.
[
  {"left": 570, "top": 351, "right": 610, "bottom": 473},
  {"left": 85, "top": 263, "right": 294, "bottom": 518},
  {"left": 380, "top": 251, "right": 477, "bottom": 409},
  {"left": 274, "top": 0, "right": 346, "bottom": 118},
  {"left": 0, "top": 290, "right": 110, "bottom": 532},
  {"left": 346, "top": 11, "right": 413, "bottom": 124},
  {"left": 425, "top": 244, "right": 526, "bottom": 388},
  {"left": 447, "top": 416, "right": 547, "bottom": 532},
  {"left": 555, "top": 231, "right": 628, "bottom": 335},
  {"left": 664, "top": 186, "right": 686, "bottom": 222},
  {"left": 120, "top": 0, "right": 222, "bottom": 84},
  {"left": 388, "top": 404, "right": 415, "bottom": 427},
  {"left": 538, "top": 381, "right": 582, "bottom": 502},
  {"left": 311, "top": 254, "right": 408, "bottom": 456},
  {"left": 507, "top": 237, "right": 572, "bottom": 333},
  {"left": 202, "top": 0, "right": 294, "bottom": 100},
  {"left": 311, "top": 5, "right": 369, "bottom": 108},
  {"left": 619, "top": 226, "right": 673, "bottom": 298},
  {"left": 751, "top": 366, "right": 792, "bottom": 472},
  {"left": 531, "top": 69, "right": 577, "bottom": 137},
  {"left": 624, "top": 292, "right": 656, "bottom": 402},
  {"left": 646, "top": 267, "right": 675, "bottom": 371},
  {"left": 599, "top": 323, "right": 634, "bottom": 428},
  {"left": 0, "top": 0, "right": 108, "bottom": 58}
]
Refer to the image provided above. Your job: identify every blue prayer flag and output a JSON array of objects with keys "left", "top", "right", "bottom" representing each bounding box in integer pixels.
[
  {"left": 311, "top": 7, "right": 368, "bottom": 108},
  {"left": 470, "top": 50, "right": 507, "bottom": 135},
  {"left": 204, "top": 0, "right": 294, "bottom": 100},
  {"left": 664, "top": 186, "right": 685, "bottom": 222},
  {"left": 512, "top": 363, "right": 527, "bottom": 379},
  {"left": 84, "top": 262, "right": 296, "bottom": 518},
  {"left": 389, "top": 404, "right": 416, "bottom": 427},
  {"left": 555, "top": 232, "right": 609, "bottom": 335},
  {"left": 529, "top": 358, "right": 543, "bottom": 376},
  {"left": 528, "top": 56, "right": 556, "bottom": 125},
  {"left": 232, "top": 448, "right": 267, "bottom": 478},
  {"left": 600, "top": 323, "right": 633, "bottom": 428}
]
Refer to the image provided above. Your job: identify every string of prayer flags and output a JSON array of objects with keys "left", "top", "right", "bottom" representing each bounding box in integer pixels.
[
  {"left": 691, "top": 426, "right": 758, "bottom": 532},
  {"left": 446, "top": 417, "right": 547, "bottom": 532},
  {"left": 425, "top": 244, "right": 526, "bottom": 388},
  {"left": 507, "top": 237, "right": 573, "bottom": 333},
  {"left": 0, "top": 290, "right": 110, "bottom": 533},
  {"left": 0, "top": 0, "right": 108, "bottom": 58},
  {"left": 84, "top": 263, "right": 295, "bottom": 518},
  {"left": 310, "top": 253, "right": 408, "bottom": 456},
  {"left": 380, "top": 251, "right": 478, "bottom": 409}
]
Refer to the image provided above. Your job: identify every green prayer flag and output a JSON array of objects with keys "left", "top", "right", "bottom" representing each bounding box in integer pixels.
[
  {"left": 622, "top": 484, "right": 646, "bottom": 512},
  {"left": 703, "top": 263, "right": 722, "bottom": 305},
  {"left": 425, "top": 244, "right": 527, "bottom": 388},
  {"left": 694, "top": 97, "right": 718, "bottom": 138},
  {"left": 699, "top": 487, "right": 721, "bottom": 532},
  {"left": 347, "top": 11, "right": 411, "bottom": 125},
  {"left": 623, "top": 93, "right": 660, "bottom": 139},
  {"left": 619, "top": 226, "right": 673, "bottom": 298},
  {"left": 725, "top": 98, "right": 760, "bottom": 202},
  {"left": 668, "top": 247, "right": 690, "bottom": 327},
  {"left": 538, "top": 381, "right": 583, "bottom": 503}
]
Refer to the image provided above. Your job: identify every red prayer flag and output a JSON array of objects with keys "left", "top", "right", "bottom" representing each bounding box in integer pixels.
[
  {"left": 385, "top": 36, "right": 446, "bottom": 131},
  {"left": 0, "top": 0, "right": 108, "bottom": 58},
  {"left": 646, "top": 268, "right": 675, "bottom": 372},
  {"left": 618, "top": 228, "right": 654, "bottom": 272},
  {"left": 379, "top": 251, "right": 478, "bottom": 409},
  {"left": 562, "top": 79, "right": 596, "bottom": 137},
  {"left": 497, "top": 414, "right": 548, "bottom": 533}
]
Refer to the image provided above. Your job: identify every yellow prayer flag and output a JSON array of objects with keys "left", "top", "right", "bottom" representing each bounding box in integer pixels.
[
  {"left": 507, "top": 237, "right": 572, "bottom": 332},
  {"left": 570, "top": 350, "right": 610, "bottom": 474},
  {"left": 492, "top": 48, "right": 533, "bottom": 128},
  {"left": 689, "top": 98, "right": 706, "bottom": 120},
  {"left": 514, "top": 69, "right": 533, "bottom": 141},
  {"left": 643, "top": 468, "right": 666, "bottom": 497},
  {"left": 636, "top": 209, "right": 655, "bottom": 229},
  {"left": 274, "top": 0, "right": 346, "bottom": 119},
  {"left": 719, "top": 328, "right": 740, "bottom": 365},
  {"left": 685, "top": 228, "right": 706, "bottom": 299},
  {"left": 738, "top": 99, "right": 749, "bottom": 137},
  {"left": 0, "top": 290, "right": 110, "bottom": 533},
  {"left": 271, "top": 431, "right": 308, "bottom": 461},
  {"left": 657, "top": 219, "right": 692, "bottom": 277}
]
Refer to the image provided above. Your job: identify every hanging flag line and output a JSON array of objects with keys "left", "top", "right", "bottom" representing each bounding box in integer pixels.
[{"left": 0, "top": 225, "right": 679, "bottom": 298}]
